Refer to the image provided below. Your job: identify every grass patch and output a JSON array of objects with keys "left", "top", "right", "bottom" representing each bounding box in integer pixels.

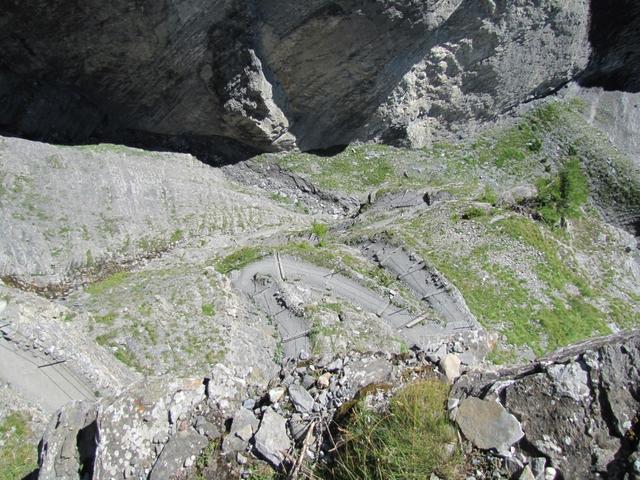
[
  {"left": 95, "top": 312, "right": 117, "bottom": 326},
  {"left": 215, "top": 247, "right": 264, "bottom": 274},
  {"left": 421, "top": 217, "right": 612, "bottom": 354},
  {"left": 325, "top": 378, "right": 462, "bottom": 480},
  {"left": 201, "top": 304, "right": 216, "bottom": 316},
  {"left": 0, "top": 412, "right": 37, "bottom": 480},
  {"left": 434, "top": 255, "right": 544, "bottom": 352},
  {"left": 86, "top": 271, "right": 130, "bottom": 295},
  {"left": 113, "top": 346, "right": 146, "bottom": 372},
  {"left": 170, "top": 229, "right": 184, "bottom": 243},
  {"left": 269, "top": 145, "right": 394, "bottom": 193},
  {"left": 193, "top": 439, "right": 220, "bottom": 480},
  {"left": 534, "top": 157, "right": 589, "bottom": 227},
  {"left": 497, "top": 216, "right": 590, "bottom": 295},
  {"left": 95, "top": 330, "right": 117, "bottom": 347},
  {"left": 461, "top": 206, "right": 490, "bottom": 220},
  {"left": 311, "top": 222, "right": 329, "bottom": 246},
  {"left": 477, "top": 185, "right": 497, "bottom": 205},
  {"left": 474, "top": 120, "right": 541, "bottom": 169}
]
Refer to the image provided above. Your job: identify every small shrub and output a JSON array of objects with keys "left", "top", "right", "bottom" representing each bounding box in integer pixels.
[
  {"left": 201, "top": 304, "right": 215, "bottom": 316},
  {"left": 326, "top": 378, "right": 462, "bottom": 480},
  {"left": 311, "top": 222, "right": 329, "bottom": 246},
  {"left": 535, "top": 157, "right": 589, "bottom": 227}
]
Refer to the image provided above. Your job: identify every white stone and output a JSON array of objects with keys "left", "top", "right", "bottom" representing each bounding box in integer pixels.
[{"left": 441, "top": 354, "right": 462, "bottom": 383}]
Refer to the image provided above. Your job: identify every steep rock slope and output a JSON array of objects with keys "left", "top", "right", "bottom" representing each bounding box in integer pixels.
[{"left": 1, "top": 0, "right": 593, "bottom": 155}]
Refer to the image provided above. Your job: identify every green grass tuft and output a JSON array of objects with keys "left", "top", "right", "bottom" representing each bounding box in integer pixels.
[
  {"left": 201, "top": 304, "right": 216, "bottom": 317},
  {"left": 215, "top": 247, "right": 263, "bottom": 274},
  {"left": 95, "top": 312, "right": 117, "bottom": 326},
  {"left": 326, "top": 378, "right": 462, "bottom": 480},
  {"left": 311, "top": 222, "right": 329, "bottom": 246},
  {"left": 0, "top": 412, "right": 37, "bottom": 480},
  {"left": 86, "top": 271, "right": 130, "bottom": 295}
]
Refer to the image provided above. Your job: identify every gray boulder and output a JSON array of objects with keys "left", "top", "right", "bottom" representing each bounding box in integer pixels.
[
  {"left": 254, "top": 409, "right": 291, "bottom": 468},
  {"left": 222, "top": 408, "right": 260, "bottom": 454},
  {"left": 454, "top": 397, "right": 524, "bottom": 451},
  {"left": 288, "top": 384, "right": 314, "bottom": 414}
]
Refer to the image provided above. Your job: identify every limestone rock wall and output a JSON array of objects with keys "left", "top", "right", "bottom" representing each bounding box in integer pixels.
[{"left": 0, "top": 0, "right": 597, "bottom": 155}]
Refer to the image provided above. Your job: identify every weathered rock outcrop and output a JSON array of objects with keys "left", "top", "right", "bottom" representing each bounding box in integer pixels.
[
  {"left": 451, "top": 331, "right": 640, "bottom": 479},
  {"left": 0, "top": 283, "right": 138, "bottom": 414},
  {"left": 0, "top": 0, "right": 598, "bottom": 156},
  {"left": 37, "top": 369, "right": 243, "bottom": 480},
  {"left": 34, "top": 331, "right": 640, "bottom": 479}
]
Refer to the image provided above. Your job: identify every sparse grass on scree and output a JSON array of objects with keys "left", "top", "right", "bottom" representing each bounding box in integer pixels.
[
  {"left": 325, "top": 378, "right": 462, "bottom": 480},
  {"left": 215, "top": 246, "right": 264, "bottom": 274},
  {"left": 0, "top": 412, "right": 37, "bottom": 480}
]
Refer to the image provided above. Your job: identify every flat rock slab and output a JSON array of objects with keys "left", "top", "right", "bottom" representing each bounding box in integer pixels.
[
  {"left": 288, "top": 384, "right": 314, "bottom": 413},
  {"left": 344, "top": 358, "right": 394, "bottom": 389},
  {"left": 456, "top": 397, "right": 524, "bottom": 451},
  {"left": 149, "top": 431, "right": 209, "bottom": 480},
  {"left": 222, "top": 408, "right": 259, "bottom": 454},
  {"left": 254, "top": 409, "right": 291, "bottom": 467}
]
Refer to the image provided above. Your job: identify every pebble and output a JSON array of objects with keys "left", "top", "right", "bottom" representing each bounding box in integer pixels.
[
  {"left": 317, "top": 373, "right": 331, "bottom": 389},
  {"left": 268, "top": 387, "right": 285, "bottom": 404}
]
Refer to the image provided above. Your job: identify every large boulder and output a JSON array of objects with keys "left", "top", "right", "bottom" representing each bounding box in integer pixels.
[
  {"left": 0, "top": 0, "right": 597, "bottom": 155},
  {"left": 37, "top": 366, "right": 250, "bottom": 480},
  {"left": 451, "top": 331, "right": 640, "bottom": 479},
  {"left": 454, "top": 397, "right": 524, "bottom": 452}
]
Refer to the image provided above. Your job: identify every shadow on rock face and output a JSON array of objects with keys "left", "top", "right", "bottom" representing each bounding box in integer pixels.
[
  {"left": 0, "top": 0, "right": 595, "bottom": 159},
  {"left": 580, "top": 0, "right": 640, "bottom": 92}
]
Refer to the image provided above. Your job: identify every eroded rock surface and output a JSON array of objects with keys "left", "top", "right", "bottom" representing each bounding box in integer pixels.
[
  {"left": 38, "top": 370, "right": 244, "bottom": 480},
  {"left": 452, "top": 331, "right": 640, "bottom": 479},
  {"left": 0, "top": 0, "right": 597, "bottom": 153}
]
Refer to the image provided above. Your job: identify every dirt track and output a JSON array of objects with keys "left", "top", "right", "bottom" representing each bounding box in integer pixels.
[{"left": 232, "top": 252, "right": 479, "bottom": 358}]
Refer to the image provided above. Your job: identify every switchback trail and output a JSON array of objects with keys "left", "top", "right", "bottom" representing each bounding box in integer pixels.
[{"left": 232, "top": 253, "right": 479, "bottom": 358}]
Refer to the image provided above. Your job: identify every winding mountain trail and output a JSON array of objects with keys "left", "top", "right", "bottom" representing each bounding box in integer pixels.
[{"left": 232, "top": 252, "right": 479, "bottom": 358}]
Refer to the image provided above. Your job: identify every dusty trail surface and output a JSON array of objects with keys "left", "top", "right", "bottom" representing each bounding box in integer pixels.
[{"left": 232, "top": 253, "right": 478, "bottom": 358}]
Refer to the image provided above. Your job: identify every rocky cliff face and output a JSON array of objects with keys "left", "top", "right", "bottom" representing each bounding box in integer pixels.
[
  {"left": 452, "top": 331, "right": 640, "bottom": 479},
  {"left": 0, "top": 0, "right": 600, "bottom": 157}
]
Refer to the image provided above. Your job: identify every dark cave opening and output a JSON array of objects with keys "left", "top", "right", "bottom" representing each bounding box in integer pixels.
[
  {"left": 76, "top": 420, "right": 98, "bottom": 480},
  {"left": 580, "top": 0, "right": 640, "bottom": 92},
  {"left": 304, "top": 144, "right": 349, "bottom": 157}
]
